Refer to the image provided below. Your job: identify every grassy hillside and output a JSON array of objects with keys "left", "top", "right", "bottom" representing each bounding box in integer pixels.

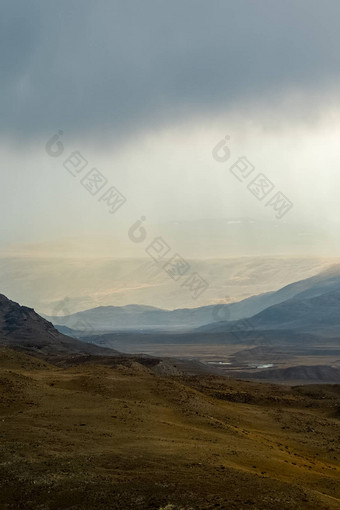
[{"left": 0, "top": 347, "right": 339, "bottom": 509}]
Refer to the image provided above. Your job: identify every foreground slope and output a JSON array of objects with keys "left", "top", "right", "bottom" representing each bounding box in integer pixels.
[{"left": 0, "top": 347, "right": 339, "bottom": 509}]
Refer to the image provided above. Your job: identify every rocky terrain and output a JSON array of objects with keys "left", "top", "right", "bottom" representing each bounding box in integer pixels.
[{"left": 0, "top": 293, "right": 117, "bottom": 358}]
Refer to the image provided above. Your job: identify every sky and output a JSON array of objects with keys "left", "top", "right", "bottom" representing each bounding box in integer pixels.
[{"left": 2, "top": 0, "right": 340, "bottom": 258}]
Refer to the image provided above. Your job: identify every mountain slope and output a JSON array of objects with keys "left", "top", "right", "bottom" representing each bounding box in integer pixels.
[
  {"left": 198, "top": 266, "right": 340, "bottom": 336},
  {"left": 226, "top": 263, "right": 340, "bottom": 322},
  {"left": 238, "top": 365, "right": 340, "bottom": 383},
  {"left": 199, "top": 288, "right": 340, "bottom": 337},
  {"left": 0, "top": 294, "right": 118, "bottom": 357},
  {"left": 249, "top": 290, "right": 340, "bottom": 332},
  {"left": 0, "top": 348, "right": 339, "bottom": 509}
]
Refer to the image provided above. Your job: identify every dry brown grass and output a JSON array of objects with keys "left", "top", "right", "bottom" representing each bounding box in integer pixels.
[{"left": 0, "top": 347, "right": 339, "bottom": 509}]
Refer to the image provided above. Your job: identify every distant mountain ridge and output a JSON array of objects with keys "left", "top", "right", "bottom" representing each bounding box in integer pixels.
[
  {"left": 199, "top": 267, "right": 340, "bottom": 337},
  {"left": 45, "top": 265, "right": 340, "bottom": 335},
  {"left": 44, "top": 303, "right": 231, "bottom": 332}
]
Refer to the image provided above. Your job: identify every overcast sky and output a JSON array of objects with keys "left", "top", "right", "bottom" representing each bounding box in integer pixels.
[{"left": 2, "top": 0, "right": 340, "bottom": 257}]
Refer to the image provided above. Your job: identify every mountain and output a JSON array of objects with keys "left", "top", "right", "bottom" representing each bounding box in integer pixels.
[
  {"left": 44, "top": 264, "right": 340, "bottom": 334},
  {"left": 244, "top": 290, "right": 340, "bottom": 333},
  {"left": 199, "top": 266, "right": 340, "bottom": 336},
  {"left": 44, "top": 303, "right": 233, "bottom": 332},
  {"left": 222, "top": 264, "right": 340, "bottom": 324},
  {"left": 0, "top": 293, "right": 118, "bottom": 357},
  {"left": 42, "top": 290, "right": 317, "bottom": 334},
  {"left": 199, "top": 289, "right": 340, "bottom": 337}
]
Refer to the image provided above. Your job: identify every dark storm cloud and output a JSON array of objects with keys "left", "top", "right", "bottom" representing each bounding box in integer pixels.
[{"left": 2, "top": 0, "right": 340, "bottom": 140}]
